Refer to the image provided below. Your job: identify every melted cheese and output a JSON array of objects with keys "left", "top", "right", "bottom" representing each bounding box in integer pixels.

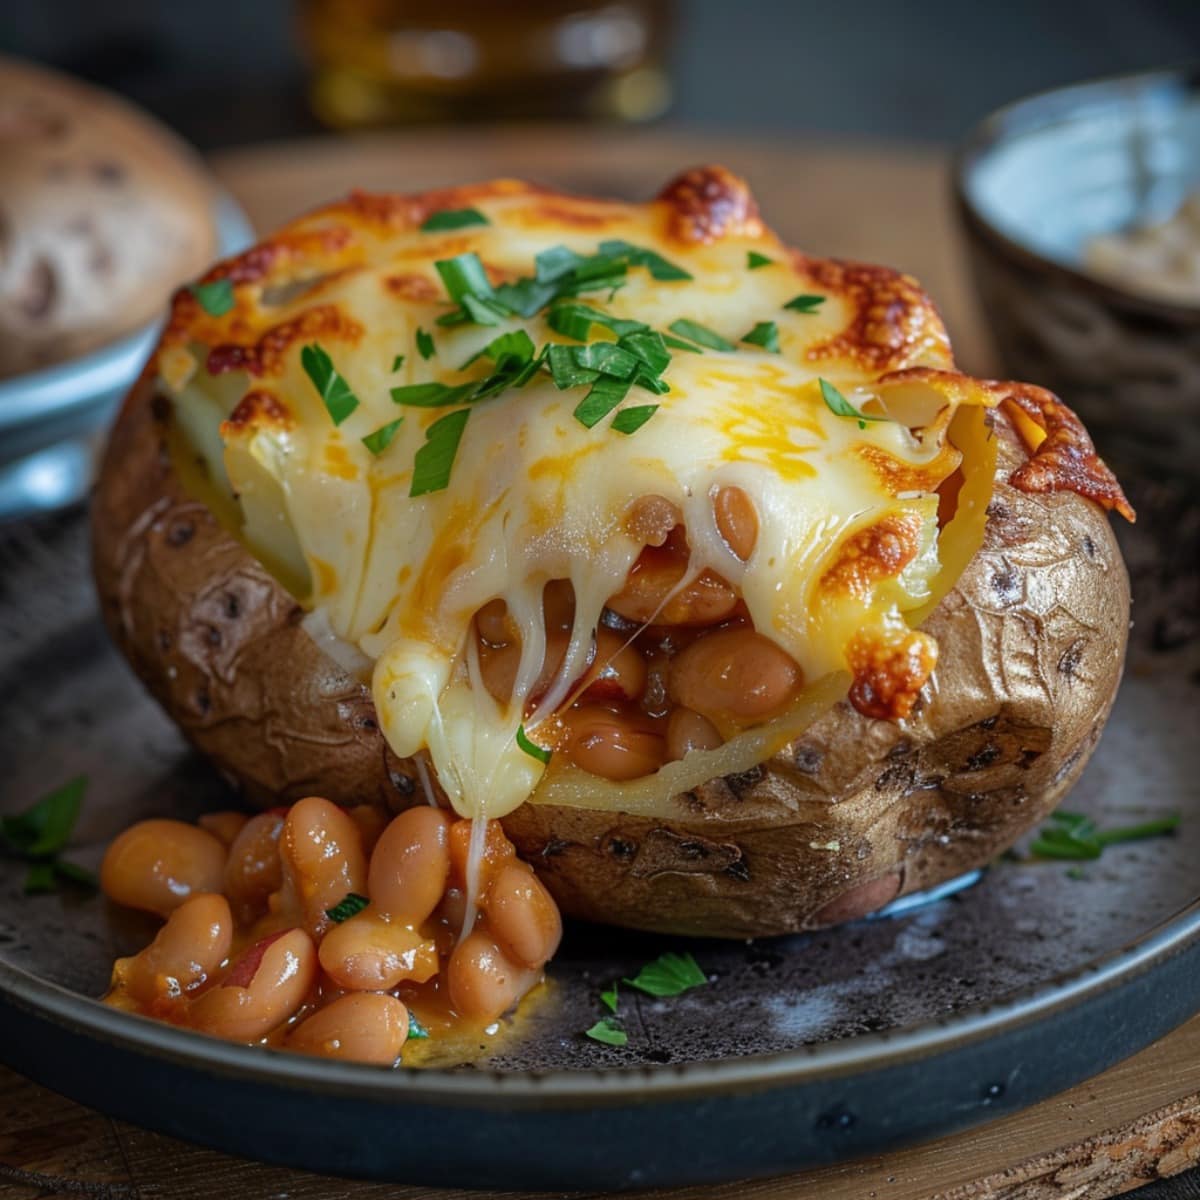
[{"left": 159, "top": 168, "right": 1000, "bottom": 823}]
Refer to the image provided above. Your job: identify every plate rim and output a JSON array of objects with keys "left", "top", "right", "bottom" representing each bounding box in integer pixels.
[{"left": 4, "top": 888, "right": 1198, "bottom": 1107}]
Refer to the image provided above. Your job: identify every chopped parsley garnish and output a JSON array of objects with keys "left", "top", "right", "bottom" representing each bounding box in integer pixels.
[
  {"left": 420, "top": 207, "right": 490, "bottom": 232},
  {"left": 667, "top": 319, "right": 735, "bottom": 353},
  {"left": 741, "top": 320, "right": 780, "bottom": 353},
  {"left": 410, "top": 408, "right": 470, "bottom": 497},
  {"left": 585, "top": 1017, "right": 628, "bottom": 1047},
  {"left": 598, "top": 239, "right": 693, "bottom": 282},
  {"left": 746, "top": 251, "right": 775, "bottom": 270},
  {"left": 190, "top": 278, "right": 235, "bottom": 317},
  {"left": 407, "top": 1012, "right": 430, "bottom": 1040},
  {"left": 819, "top": 378, "right": 886, "bottom": 430},
  {"left": 325, "top": 893, "right": 369, "bottom": 923},
  {"left": 1, "top": 776, "right": 97, "bottom": 894},
  {"left": 624, "top": 951, "right": 707, "bottom": 997},
  {"left": 301, "top": 343, "right": 359, "bottom": 426},
  {"left": 391, "top": 354, "right": 405, "bottom": 372},
  {"left": 361, "top": 417, "right": 404, "bottom": 456},
  {"left": 416, "top": 328, "right": 436, "bottom": 360},
  {"left": 600, "top": 984, "right": 619, "bottom": 1014},
  {"left": 784, "top": 293, "right": 825, "bottom": 314},
  {"left": 611, "top": 404, "right": 659, "bottom": 435},
  {"left": 1030, "top": 810, "right": 1180, "bottom": 861},
  {"left": 516, "top": 724, "right": 552, "bottom": 765},
  {"left": 574, "top": 375, "right": 633, "bottom": 429}
]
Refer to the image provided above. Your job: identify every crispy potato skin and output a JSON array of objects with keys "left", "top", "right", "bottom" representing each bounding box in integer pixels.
[{"left": 92, "top": 375, "right": 1130, "bottom": 938}]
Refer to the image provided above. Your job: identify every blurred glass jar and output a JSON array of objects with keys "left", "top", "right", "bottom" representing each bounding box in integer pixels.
[{"left": 297, "top": 0, "right": 675, "bottom": 128}]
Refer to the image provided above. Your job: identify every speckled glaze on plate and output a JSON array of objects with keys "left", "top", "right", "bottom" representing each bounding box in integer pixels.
[{"left": 0, "top": 478, "right": 1196, "bottom": 1190}]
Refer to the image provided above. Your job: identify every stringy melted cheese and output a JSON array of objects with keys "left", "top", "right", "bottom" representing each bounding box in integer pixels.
[{"left": 159, "top": 168, "right": 999, "bottom": 822}]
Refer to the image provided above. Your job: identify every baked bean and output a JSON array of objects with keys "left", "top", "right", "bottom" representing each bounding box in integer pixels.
[
  {"left": 347, "top": 804, "right": 389, "bottom": 856},
  {"left": 446, "top": 929, "right": 539, "bottom": 1022},
  {"left": 713, "top": 485, "right": 758, "bottom": 561},
  {"left": 121, "top": 893, "right": 233, "bottom": 1005},
  {"left": 368, "top": 806, "right": 452, "bottom": 923},
  {"left": 197, "top": 811, "right": 249, "bottom": 846},
  {"left": 563, "top": 705, "right": 666, "bottom": 780},
  {"left": 485, "top": 863, "right": 562, "bottom": 969},
  {"left": 287, "top": 992, "right": 409, "bottom": 1065},
  {"left": 582, "top": 628, "right": 647, "bottom": 704},
  {"left": 101, "top": 819, "right": 227, "bottom": 917},
  {"left": 317, "top": 910, "right": 438, "bottom": 990},
  {"left": 668, "top": 628, "right": 802, "bottom": 724},
  {"left": 448, "top": 819, "right": 516, "bottom": 891},
  {"left": 224, "top": 812, "right": 284, "bottom": 922},
  {"left": 666, "top": 707, "right": 724, "bottom": 760},
  {"left": 624, "top": 495, "right": 681, "bottom": 547},
  {"left": 475, "top": 598, "right": 516, "bottom": 646},
  {"left": 279, "top": 798, "right": 368, "bottom": 939},
  {"left": 190, "top": 928, "right": 317, "bottom": 1042},
  {"left": 607, "top": 543, "right": 738, "bottom": 627}
]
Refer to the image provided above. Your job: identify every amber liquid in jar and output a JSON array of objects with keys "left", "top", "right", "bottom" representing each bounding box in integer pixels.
[{"left": 297, "top": 0, "right": 675, "bottom": 128}]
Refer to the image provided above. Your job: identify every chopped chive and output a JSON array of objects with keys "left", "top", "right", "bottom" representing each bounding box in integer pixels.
[
  {"left": 547, "top": 303, "right": 647, "bottom": 342},
  {"left": 661, "top": 333, "right": 704, "bottom": 353},
  {"left": 585, "top": 1017, "right": 628, "bottom": 1047},
  {"left": 1095, "top": 814, "right": 1180, "bottom": 845},
  {"left": 301, "top": 343, "right": 360, "bottom": 426},
  {"left": 416, "top": 328, "right": 436, "bottom": 360},
  {"left": 572, "top": 342, "right": 639, "bottom": 379},
  {"left": 746, "top": 251, "right": 774, "bottom": 270},
  {"left": 434, "top": 252, "right": 495, "bottom": 304},
  {"left": 818, "top": 378, "right": 886, "bottom": 430},
  {"left": 420, "top": 207, "right": 489, "bottom": 232},
  {"left": 611, "top": 404, "right": 659, "bottom": 434},
  {"left": 598, "top": 239, "right": 692, "bottom": 281},
  {"left": 410, "top": 408, "right": 470, "bottom": 497},
  {"left": 461, "top": 294, "right": 508, "bottom": 326},
  {"left": 390, "top": 380, "right": 478, "bottom": 408},
  {"left": 493, "top": 277, "right": 558, "bottom": 318},
  {"left": 668, "top": 319, "right": 735, "bottom": 353},
  {"left": 391, "top": 354, "right": 406, "bottom": 372},
  {"left": 574, "top": 374, "right": 633, "bottom": 428},
  {"left": 189, "top": 278, "right": 235, "bottom": 317},
  {"left": 325, "top": 893, "right": 369, "bottom": 923},
  {"left": 784, "top": 293, "right": 825, "bottom": 314},
  {"left": 361, "top": 417, "right": 404, "bottom": 456},
  {"left": 547, "top": 345, "right": 600, "bottom": 390},
  {"left": 740, "top": 320, "right": 780, "bottom": 353},
  {"left": 618, "top": 330, "right": 671, "bottom": 376},
  {"left": 516, "top": 724, "right": 552, "bottom": 765}
]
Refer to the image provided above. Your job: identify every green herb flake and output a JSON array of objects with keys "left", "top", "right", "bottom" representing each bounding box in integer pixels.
[
  {"left": 618, "top": 330, "right": 671, "bottom": 376},
  {"left": 407, "top": 1012, "right": 430, "bottom": 1040},
  {"left": 668, "top": 319, "right": 735, "bottom": 353},
  {"left": 819, "top": 378, "right": 886, "bottom": 430},
  {"left": 391, "top": 354, "right": 406, "bottom": 372},
  {"left": 572, "top": 342, "right": 639, "bottom": 379},
  {"left": 598, "top": 239, "right": 693, "bottom": 282},
  {"left": 420, "top": 207, "right": 490, "bottom": 232},
  {"left": 547, "top": 345, "right": 601, "bottom": 391},
  {"left": 435, "top": 252, "right": 495, "bottom": 305},
  {"left": 361, "top": 418, "right": 404, "bottom": 456},
  {"left": 1, "top": 776, "right": 87, "bottom": 858},
  {"left": 410, "top": 408, "right": 470, "bottom": 497},
  {"left": 516, "top": 724, "right": 552, "bottom": 765},
  {"left": 624, "top": 951, "right": 707, "bottom": 997},
  {"left": 600, "top": 984, "right": 619, "bottom": 1014},
  {"left": 1030, "top": 809, "right": 1180, "bottom": 862},
  {"left": 611, "top": 404, "right": 659, "bottom": 435},
  {"left": 661, "top": 333, "right": 704, "bottom": 353},
  {"left": 784, "top": 293, "right": 825, "bottom": 314},
  {"left": 746, "top": 251, "right": 775, "bottom": 270},
  {"left": 190, "top": 278, "right": 235, "bottom": 317},
  {"left": 416, "top": 328, "right": 436, "bottom": 360},
  {"left": 325, "top": 893, "right": 369, "bottom": 923},
  {"left": 740, "top": 321, "right": 780, "bottom": 353},
  {"left": 301, "top": 343, "right": 360, "bottom": 426},
  {"left": 390, "top": 380, "right": 477, "bottom": 408},
  {"left": 547, "top": 303, "right": 647, "bottom": 343},
  {"left": 585, "top": 1017, "right": 628, "bottom": 1047},
  {"left": 574, "top": 374, "right": 633, "bottom": 429}
]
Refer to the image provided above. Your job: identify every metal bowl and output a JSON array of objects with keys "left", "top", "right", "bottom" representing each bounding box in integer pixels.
[
  {"left": 0, "top": 191, "right": 254, "bottom": 522},
  {"left": 955, "top": 66, "right": 1200, "bottom": 479}
]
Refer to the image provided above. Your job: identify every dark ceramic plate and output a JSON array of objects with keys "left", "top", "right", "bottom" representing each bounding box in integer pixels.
[{"left": 0, "top": 480, "right": 1196, "bottom": 1191}]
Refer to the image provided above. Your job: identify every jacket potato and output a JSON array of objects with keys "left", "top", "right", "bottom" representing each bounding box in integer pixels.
[{"left": 92, "top": 167, "right": 1133, "bottom": 939}]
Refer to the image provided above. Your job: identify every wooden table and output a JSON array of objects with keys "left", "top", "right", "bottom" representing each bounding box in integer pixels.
[{"left": 3, "top": 127, "right": 1198, "bottom": 1200}]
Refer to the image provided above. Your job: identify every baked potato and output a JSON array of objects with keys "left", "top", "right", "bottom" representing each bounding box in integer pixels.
[
  {"left": 92, "top": 167, "right": 1133, "bottom": 939},
  {"left": 0, "top": 55, "right": 217, "bottom": 377}
]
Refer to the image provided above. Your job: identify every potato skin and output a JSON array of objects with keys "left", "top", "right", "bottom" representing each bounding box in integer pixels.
[{"left": 93, "top": 374, "right": 1130, "bottom": 938}]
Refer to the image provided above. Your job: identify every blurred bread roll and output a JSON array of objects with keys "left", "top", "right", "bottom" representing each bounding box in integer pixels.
[{"left": 0, "top": 55, "right": 218, "bottom": 378}]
